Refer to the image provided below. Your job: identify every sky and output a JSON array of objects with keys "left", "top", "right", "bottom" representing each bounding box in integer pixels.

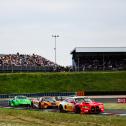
[{"left": 0, "top": 0, "right": 126, "bottom": 66}]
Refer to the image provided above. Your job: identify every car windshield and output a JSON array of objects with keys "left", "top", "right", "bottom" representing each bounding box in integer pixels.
[
  {"left": 44, "top": 97, "right": 56, "bottom": 102},
  {"left": 75, "top": 98, "right": 85, "bottom": 103},
  {"left": 84, "top": 98, "right": 92, "bottom": 103},
  {"left": 75, "top": 98, "right": 92, "bottom": 103},
  {"left": 16, "top": 96, "right": 27, "bottom": 99}
]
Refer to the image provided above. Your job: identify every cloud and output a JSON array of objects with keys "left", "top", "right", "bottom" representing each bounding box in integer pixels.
[
  {"left": 0, "top": 0, "right": 126, "bottom": 65},
  {"left": 0, "top": 0, "right": 78, "bottom": 16}
]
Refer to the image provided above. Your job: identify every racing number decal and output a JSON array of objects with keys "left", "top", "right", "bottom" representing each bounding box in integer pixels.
[{"left": 66, "top": 103, "right": 74, "bottom": 111}]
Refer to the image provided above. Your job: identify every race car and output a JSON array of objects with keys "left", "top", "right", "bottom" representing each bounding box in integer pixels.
[
  {"left": 32, "top": 96, "right": 60, "bottom": 109},
  {"left": 9, "top": 95, "right": 32, "bottom": 107},
  {"left": 58, "top": 96, "right": 104, "bottom": 114}
]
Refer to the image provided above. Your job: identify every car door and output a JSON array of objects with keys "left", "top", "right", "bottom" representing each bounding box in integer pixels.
[
  {"left": 65, "top": 98, "right": 75, "bottom": 112},
  {"left": 32, "top": 98, "right": 40, "bottom": 108}
]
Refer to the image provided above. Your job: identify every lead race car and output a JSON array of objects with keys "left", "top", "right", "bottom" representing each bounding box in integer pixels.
[
  {"left": 9, "top": 96, "right": 32, "bottom": 107},
  {"left": 58, "top": 96, "right": 104, "bottom": 114}
]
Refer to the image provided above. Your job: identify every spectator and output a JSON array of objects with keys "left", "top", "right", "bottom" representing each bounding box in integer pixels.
[{"left": 0, "top": 53, "right": 73, "bottom": 72}]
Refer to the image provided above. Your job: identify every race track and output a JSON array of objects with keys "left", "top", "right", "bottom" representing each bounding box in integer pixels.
[{"left": 0, "top": 99, "right": 126, "bottom": 116}]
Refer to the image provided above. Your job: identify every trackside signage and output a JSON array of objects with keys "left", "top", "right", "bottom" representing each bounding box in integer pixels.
[
  {"left": 117, "top": 98, "right": 126, "bottom": 103},
  {"left": 77, "top": 91, "right": 85, "bottom": 96}
]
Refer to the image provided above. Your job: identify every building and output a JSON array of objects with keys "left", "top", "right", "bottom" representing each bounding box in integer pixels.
[{"left": 71, "top": 47, "right": 126, "bottom": 71}]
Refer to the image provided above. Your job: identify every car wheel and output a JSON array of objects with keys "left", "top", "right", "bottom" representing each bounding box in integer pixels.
[
  {"left": 59, "top": 105, "right": 64, "bottom": 112},
  {"left": 39, "top": 102, "right": 41, "bottom": 109},
  {"left": 31, "top": 102, "right": 33, "bottom": 108},
  {"left": 27, "top": 104, "right": 31, "bottom": 108},
  {"left": 75, "top": 107, "right": 81, "bottom": 114},
  {"left": 9, "top": 101, "right": 14, "bottom": 107}
]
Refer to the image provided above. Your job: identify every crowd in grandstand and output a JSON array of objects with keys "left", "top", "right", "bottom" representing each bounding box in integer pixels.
[
  {"left": 0, "top": 53, "right": 125, "bottom": 72},
  {"left": 0, "top": 53, "right": 56, "bottom": 67},
  {"left": 0, "top": 53, "right": 72, "bottom": 72},
  {"left": 77, "top": 56, "right": 126, "bottom": 71}
]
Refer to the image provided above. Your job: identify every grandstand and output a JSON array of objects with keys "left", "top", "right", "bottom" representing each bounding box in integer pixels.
[
  {"left": 0, "top": 53, "right": 62, "bottom": 72},
  {"left": 71, "top": 47, "right": 126, "bottom": 71}
]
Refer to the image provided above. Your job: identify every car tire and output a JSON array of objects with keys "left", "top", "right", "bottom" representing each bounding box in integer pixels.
[
  {"left": 27, "top": 104, "right": 31, "bottom": 108},
  {"left": 39, "top": 102, "right": 41, "bottom": 109},
  {"left": 75, "top": 107, "right": 81, "bottom": 114},
  {"left": 9, "top": 101, "right": 14, "bottom": 107},
  {"left": 31, "top": 102, "right": 34, "bottom": 108},
  {"left": 59, "top": 105, "right": 64, "bottom": 112}
]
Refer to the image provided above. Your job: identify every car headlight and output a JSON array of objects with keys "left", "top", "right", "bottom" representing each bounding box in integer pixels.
[
  {"left": 99, "top": 105, "right": 103, "bottom": 108},
  {"left": 83, "top": 106, "right": 89, "bottom": 109}
]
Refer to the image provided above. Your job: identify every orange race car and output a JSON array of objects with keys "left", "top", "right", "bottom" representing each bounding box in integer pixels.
[{"left": 32, "top": 96, "right": 60, "bottom": 109}]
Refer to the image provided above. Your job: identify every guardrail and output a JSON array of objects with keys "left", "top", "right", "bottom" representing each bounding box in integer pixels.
[
  {"left": 0, "top": 91, "right": 126, "bottom": 99},
  {"left": 0, "top": 92, "right": 76, "bottom": 99}
]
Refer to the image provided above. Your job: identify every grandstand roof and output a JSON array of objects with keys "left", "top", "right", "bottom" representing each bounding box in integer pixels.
[{"left": 71, "top": 47, "right": 126, "bottom": 54}]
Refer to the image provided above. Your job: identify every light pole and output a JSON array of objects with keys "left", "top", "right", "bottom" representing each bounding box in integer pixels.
[{"left": 52, "top": 35, "right": 59, "bottom": 66}]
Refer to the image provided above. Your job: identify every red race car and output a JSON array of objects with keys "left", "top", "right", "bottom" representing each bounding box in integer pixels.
[{"left": 58, "top": 96, "right": 104, "bottom": 114}]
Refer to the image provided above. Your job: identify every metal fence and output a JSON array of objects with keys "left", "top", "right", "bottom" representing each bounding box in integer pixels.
[
  {"left": 0, "top": 92, "right": 76, "bottom": 99},
  {"left": 0, "top": 66, "right": 55, "bottom": 72},
  {"left": 0, "top": 91, "right": 126, "bottom": 99}
]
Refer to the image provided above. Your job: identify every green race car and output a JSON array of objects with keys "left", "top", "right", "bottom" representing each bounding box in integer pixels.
[{"left": 9, "top": 96, "right": 32, "bottom": 107}]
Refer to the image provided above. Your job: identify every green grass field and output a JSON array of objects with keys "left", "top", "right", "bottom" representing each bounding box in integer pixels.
[
  {"left": 0, "top": 71, "right": 126, "bottom": 126},
  {"left": 0, "top": 71, "right": 126, "bottom": 93},
  {"left": 104, "top": 103, "right": 126, "bottom": 109},
  {"left": 0, "top": 108, "right": 126, "bottom": 126}
]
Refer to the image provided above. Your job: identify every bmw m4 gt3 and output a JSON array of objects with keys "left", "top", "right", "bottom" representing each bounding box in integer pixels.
[{"left": 58, "top": 96, "right": 104, "bottom": 114}]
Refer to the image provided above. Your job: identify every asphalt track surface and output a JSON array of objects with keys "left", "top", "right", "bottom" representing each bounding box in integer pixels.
[{"left": 0, "top": 99, "right": 126, "bottom": 116}]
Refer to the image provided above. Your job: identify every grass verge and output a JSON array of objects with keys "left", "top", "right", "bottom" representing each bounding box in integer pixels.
[
  {"left": 0, "top": 71, "right": 126, "bottom": 93},
  {"left": 104, "top": 103, "right": 126, "bottom": 109},
  {"left": 0, "top": 108, "right": 126, "bottom": 126}
]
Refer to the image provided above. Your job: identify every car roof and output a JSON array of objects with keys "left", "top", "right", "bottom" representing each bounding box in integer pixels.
[{"left": 66, "top": 96, "right": 89, "bottom": 99}]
